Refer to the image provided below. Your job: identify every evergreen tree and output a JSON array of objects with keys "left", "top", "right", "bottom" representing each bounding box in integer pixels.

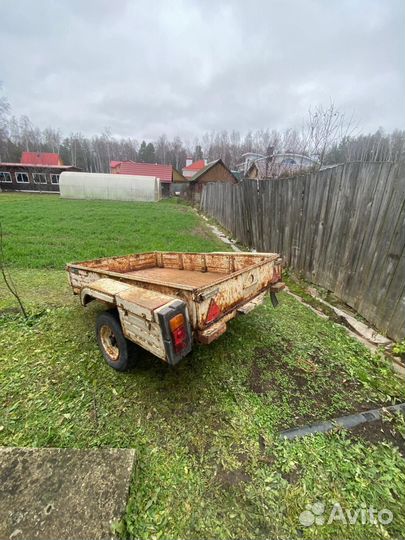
[
  {"left": 138, "top": 140, "right": 147, "bottom": 162},
  {"left": 193, "top": 144, "right": 203, "bottom": 161},
  {"left": 144, "top": 142, "right": 156, "bottom": 163}
]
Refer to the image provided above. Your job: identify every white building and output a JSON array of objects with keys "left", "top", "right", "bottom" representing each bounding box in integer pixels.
[{"left": 59, "top": 172, "right": 161, "bottom": 202}]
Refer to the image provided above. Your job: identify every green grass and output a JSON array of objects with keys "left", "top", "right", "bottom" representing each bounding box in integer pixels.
[
  {"left": 0, "top": 193, "right": 225, "bottom": 268},
  {"left": 1, "top": 193, "right": 405, "bottom": 539}
]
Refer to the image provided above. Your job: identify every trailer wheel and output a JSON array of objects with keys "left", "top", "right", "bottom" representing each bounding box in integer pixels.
[{"left": 96, "top": 310, "right": 131, "bottom": 371}]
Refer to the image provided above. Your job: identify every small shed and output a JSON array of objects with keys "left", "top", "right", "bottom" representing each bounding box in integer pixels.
[
  {"left": 188, "top": 159, "right": 238, "bottom": 203},
  {"left": 60, "top": 172, "right": 161, "bottom": 202}
]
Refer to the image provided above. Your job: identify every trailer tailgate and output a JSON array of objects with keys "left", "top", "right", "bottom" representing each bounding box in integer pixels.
[{"left": 194, "top": 254, "right": 281, "bottom": 330}]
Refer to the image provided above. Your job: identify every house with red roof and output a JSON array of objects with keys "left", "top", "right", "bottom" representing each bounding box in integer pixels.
[
  {"left": 21, "top": 152, "right": 64, "bottom": 166},
  {"left": 187, "top": 159, "right": 238, "bottom": 203},
  {"left": 110, "top": 160, "right": 186, "bottom": 196},
  {"left": 182, "top": 158, "right": 207, "bottom": 178},
  {"left": 0, "top": 152, "right": 80, "bottom": 193}
]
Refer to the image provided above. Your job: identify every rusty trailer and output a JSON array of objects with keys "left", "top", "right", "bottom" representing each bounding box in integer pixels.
[{"left": 66, "top": 251, "right": 284, "bottom": 370}]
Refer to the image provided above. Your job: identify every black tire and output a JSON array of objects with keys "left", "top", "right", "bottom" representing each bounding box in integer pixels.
[{"left": 96, "top": 310, "right": 131, "bottom": 371}]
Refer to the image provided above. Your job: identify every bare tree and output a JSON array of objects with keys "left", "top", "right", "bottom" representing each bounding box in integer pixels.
[
  {"left": 0, "top": 83, "right": 10, "bottom": 162},
  {"left": 1, "top": 84, "right": 403, "bottom": 172},
  {"left": 0, "top": 223, "right": 28, "bottom": 319},
  {"left": 156, "top": 134, "right": 168, "bottom": 164},
  {"left": 301, "top": 102, "right": 356, "bottom": 166},
  {"left": 43, "top": 127, "right": 62, "bottom": 154}
]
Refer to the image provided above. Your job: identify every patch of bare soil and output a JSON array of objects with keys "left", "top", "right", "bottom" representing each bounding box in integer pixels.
[
  {"left": 350, "top": 419, "right": 405, "bottom": 458},
  {"left": 249, "top": 346, "right": 385, "bottom": 428},
  {"left": 281, "top": 467, "right": 301, "bottom": 484},
  {"left": 249, "top": 346, "right": 315, "bottom": 395},
  {"left": 215, "top": 468, "right": 252, "bottom": 488},
  {"left": 250, "top": 359, "right": 266, "bottom": 394}
]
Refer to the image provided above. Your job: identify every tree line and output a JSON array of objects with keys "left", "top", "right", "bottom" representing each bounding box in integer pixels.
[{"left": 1, "top": 92, "right": 404, "bottom": 172}]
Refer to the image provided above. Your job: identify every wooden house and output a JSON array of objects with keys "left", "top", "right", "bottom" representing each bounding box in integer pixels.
[
  {"left": 0, "top": 152, "right": 80, "bottom": 192},
  {"left": 188, "top": 159, "right": 238, "bottom": 203}
]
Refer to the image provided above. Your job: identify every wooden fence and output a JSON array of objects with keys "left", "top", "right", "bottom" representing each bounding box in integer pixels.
[{"left": 200, "top": 161, "right": 405, "bottom": 341}]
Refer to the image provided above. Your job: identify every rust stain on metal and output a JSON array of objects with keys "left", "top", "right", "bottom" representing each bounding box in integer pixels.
[
  {"left": 99, "top": 324, "right": 120, "bottom": 361},
  {"left": 125, "top": 267, "right": 223, "bottom": 289},
  {"left": 197, "top": 320, "right": 227, "bottom": 344},
  {"left": 118, "top": 286, "right": 173, "bottom": 311},
  {"left": 270, "top": 282, "right": 286, "bottom": 293},
  {"left": 67, "top": 251, "right": 284, "bottom": 341}
]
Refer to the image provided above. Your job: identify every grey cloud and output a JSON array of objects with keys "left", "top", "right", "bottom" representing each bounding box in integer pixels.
[{"left": 0, "top": 0, "right": 403, "bottom": 139}]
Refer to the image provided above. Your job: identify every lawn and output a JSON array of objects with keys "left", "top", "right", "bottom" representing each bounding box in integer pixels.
[
  {"left": 1, "top": 193, "right": 405, "bottom": 540},
  {"left": 0, "top": 193, "right": 223, "bottom": 268}
]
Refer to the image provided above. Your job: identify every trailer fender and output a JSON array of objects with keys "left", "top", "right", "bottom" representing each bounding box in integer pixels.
[{"left": 79, "top": 278, "right": 132, "bottom": 306}]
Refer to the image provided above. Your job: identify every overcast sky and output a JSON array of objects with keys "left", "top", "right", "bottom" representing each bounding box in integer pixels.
[{"left": 1, "top": 0, "right": 404, "bottom": 140}]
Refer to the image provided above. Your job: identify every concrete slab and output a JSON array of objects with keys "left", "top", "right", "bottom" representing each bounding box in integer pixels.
[
  {"left": 306, "top": 288, "right": 392, "bottom": 346},
  {"left": 0, "top": 447, "right": 135, "bottom": 540}
]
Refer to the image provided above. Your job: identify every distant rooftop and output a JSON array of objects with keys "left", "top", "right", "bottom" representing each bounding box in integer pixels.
[
  {"left": 21, "top": 152, "right": 63, "bottom": 166},
  {"left": 0, "top": 162, "right": 77, "bottom": 170},
  {"left": 110, "top": 160, "right": 173, "bottom": 182},
  {"left": 183, "top": 159, "right": 206, "bottom": 171}
]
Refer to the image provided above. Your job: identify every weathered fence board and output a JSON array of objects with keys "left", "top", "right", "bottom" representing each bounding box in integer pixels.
[{"left": 200, "top": 161, "right": 405, "bottom": 341}]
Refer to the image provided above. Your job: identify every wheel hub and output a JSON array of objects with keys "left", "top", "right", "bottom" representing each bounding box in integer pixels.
[{"left": 99, "top": 324, "right": 120, "bottom": 361}]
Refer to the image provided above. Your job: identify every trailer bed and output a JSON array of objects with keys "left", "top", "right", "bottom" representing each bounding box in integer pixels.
[
  {"left": 124, "top": 267, "right": 224, "bottom": 289},
  {"left": 67, "top": 251, "right": 284, "bottom": 365}
]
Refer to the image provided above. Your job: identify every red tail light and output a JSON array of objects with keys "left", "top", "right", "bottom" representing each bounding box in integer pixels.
[
  {"left": 205, "top": 298, "right": 222, "bottom": 324},
  {"left": 169, "top": 314, "right": 187, "bottom": 353}
]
